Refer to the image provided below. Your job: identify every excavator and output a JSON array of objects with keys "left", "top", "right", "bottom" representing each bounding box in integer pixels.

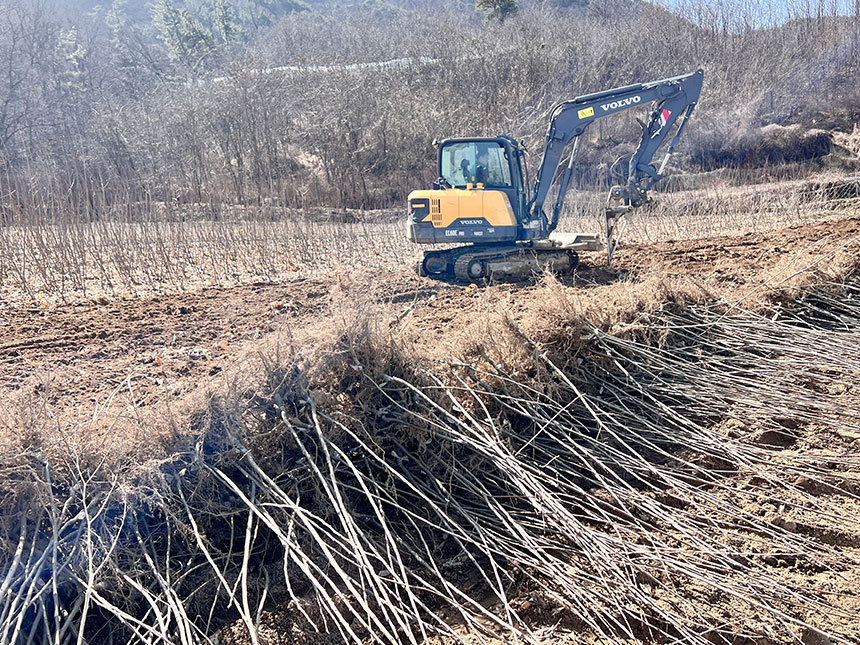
[{"left": 407, "top": 69, "right": 704, "bottom": 281}]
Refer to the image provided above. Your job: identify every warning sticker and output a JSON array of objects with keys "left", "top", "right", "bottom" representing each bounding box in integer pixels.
[{"left": 578, "top": 107, "right": 595, "bottom": 119}]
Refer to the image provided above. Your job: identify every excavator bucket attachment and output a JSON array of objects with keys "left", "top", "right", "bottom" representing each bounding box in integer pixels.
[{"left": 604, "top": 204, "right": 631, "bottom": 268}]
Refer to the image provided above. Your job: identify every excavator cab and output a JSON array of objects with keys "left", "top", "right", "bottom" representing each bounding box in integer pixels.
[
  {"left": 438, "top": 137, "right": 533, "bottom": 226},
  {"left": 408, "top": 136, "right": 537, "bottom": 248},
  {"left": 439, "top": 139, "right": 515, "bottom": 191}
]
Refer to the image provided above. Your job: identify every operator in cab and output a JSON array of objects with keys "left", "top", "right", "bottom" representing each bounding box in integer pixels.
[
  {"left": 475, "top": 149, "right": 490, "bottom": 184},
  {"left": 459, "top": 146, "right": 495, "bottom": 185}
]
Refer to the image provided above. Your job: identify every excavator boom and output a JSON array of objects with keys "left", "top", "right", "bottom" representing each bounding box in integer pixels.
[{"left": 530, "top": 70, "right": 703, "bottom": 235}]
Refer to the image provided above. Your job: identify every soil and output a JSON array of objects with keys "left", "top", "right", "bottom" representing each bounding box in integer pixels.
[
  {"left": 3, "top": 214, "right": 860, "bottom": 643},
  {"left": 2, "top": 215, "right": 859, "bottom": 451},
  {"left": 0, "top": 280, "right": 331, "bottom": 416}
]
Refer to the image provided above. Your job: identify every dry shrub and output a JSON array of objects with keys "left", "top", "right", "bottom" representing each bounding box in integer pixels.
[
  {"left": 700, "top": 124, "right": 835, "bottom": 169},
  {"left": 533, "top": 273, "right": 711, "bottom": 333},
  {"left": 4, "top": 272, "right": 860, "bottom": 643},
  {"left": 6, "top": 0, "right": 860, "bottom": 217},
  {"left": 752, "top": 124, "right": 834, "bottom": 164},
  {"left": 833, "top": 123, "right": 860, "bottom": 157}
]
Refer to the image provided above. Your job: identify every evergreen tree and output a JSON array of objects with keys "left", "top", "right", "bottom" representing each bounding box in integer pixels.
[
  {"left": 234, "top": 0, "right": 309, "bottom": 30},
  {"left": 106, "top": 0, "right": 128, "bottom": 48},
  {"left": 213, "top": 0, "right": 243, "bottom": 44},
  {"left": 55, "top": 27, "right": 86, "bottom": 96},
  {"left": 106, "top": 0, "right": 136, "bottom": 70},
  {"left": 476, "top": 0, "right": 518, "bottom": 22},
  {"left": 150, "top": 0, "right": 214, "bottom": 74}
]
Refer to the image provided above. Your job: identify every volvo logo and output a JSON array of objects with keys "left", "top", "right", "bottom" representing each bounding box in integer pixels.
[{"left": 600, "top": 96, "right": 641, "bottom": 111}]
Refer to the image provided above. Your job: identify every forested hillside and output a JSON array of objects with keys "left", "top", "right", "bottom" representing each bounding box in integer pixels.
[{"left": 2, "top": 0, "right": 859, "bottom": 216}]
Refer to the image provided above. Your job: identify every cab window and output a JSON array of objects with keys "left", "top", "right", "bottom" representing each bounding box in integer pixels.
[{"left": 441, "top": 141, "right": 512, "bottom": 188}]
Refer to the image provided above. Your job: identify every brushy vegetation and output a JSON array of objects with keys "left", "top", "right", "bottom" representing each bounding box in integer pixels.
[
  {"left": 3, "top": 1, "right": 860, "bottom": 643},
  {"left": 3, "top": 266, "right": 860, "bottom": 643},
  {"left": 2, "top": 0, "right": 860, "bottom": 218},
  {"left": 0, "top": 209, "right": 409, "bottom": 306},
  {"left": 1, "top": 171, "right": 855, "bottom": 306}
]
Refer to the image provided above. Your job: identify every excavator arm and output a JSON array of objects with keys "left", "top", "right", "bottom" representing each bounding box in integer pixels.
[{"left": 528, "top": 69, "right": 704, "bottom": 264}]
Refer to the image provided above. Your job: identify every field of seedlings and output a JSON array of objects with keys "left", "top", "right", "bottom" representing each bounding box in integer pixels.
[{"left": 2, "top": 175, "right": 860, "bottom": 644}]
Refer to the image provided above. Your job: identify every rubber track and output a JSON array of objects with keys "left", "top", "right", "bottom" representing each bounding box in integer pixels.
[{"left": 422, "top": 245, "right": 577, "bottom": 282}]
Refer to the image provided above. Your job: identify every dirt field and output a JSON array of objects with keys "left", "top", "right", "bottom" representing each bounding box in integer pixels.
[
  {"left": 3, "top": 214, "right": 858, "bottom": 442},
  {"left": 3, "top": 213, "right": 860, "bottom": 644}
]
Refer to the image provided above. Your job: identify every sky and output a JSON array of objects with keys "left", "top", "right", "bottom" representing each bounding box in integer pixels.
[{"left": 651, "top": 0, "right": 858, "bottom": 27}]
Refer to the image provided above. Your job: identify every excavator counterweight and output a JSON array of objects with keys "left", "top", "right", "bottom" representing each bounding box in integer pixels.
[{"left": 408, "top": 70, "right": 703, "bottom": 279}]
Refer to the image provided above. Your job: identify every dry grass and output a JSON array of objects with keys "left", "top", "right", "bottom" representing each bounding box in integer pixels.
[{"left": 5, "top": 266, "right": 860, "bottom": 644}]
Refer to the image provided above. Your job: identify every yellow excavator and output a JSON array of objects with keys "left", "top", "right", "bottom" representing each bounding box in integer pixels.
[{"left": 407, "top": 70, "right": 704, "bottom": 280}]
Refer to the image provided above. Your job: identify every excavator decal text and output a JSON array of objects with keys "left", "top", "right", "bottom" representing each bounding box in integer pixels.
[{"left": 600, "top": 96, "right": 641, "bottom": 111}]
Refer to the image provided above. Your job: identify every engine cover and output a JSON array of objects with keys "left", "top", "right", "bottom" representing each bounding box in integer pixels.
[{"left": 407, "top": 188, "right": 520, "bottom": 244}]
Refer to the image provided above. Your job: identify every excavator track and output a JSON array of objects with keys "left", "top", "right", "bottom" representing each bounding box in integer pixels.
[{"left": 419, "top": 244, "right": 579, "bottom": 282}]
